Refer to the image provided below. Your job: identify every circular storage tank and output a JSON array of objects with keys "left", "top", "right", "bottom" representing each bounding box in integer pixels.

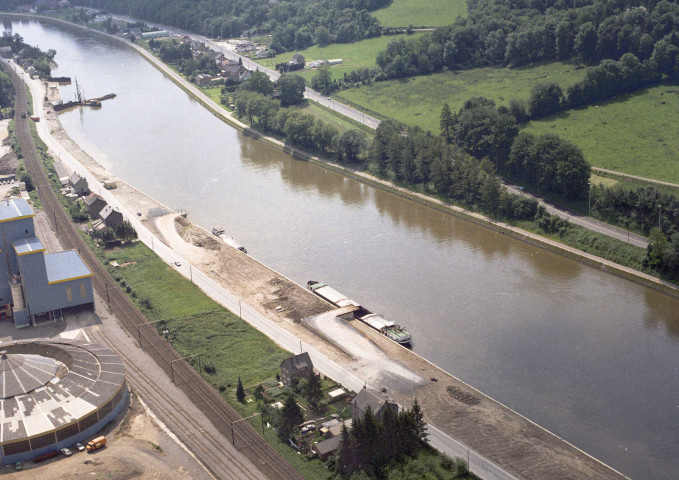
[{"left": 0, "top": 339, "right": 128, "bottom": 464}]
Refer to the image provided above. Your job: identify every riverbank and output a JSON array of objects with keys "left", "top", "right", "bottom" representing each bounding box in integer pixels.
[
  {"left": 4, "top": 12, "right": 675, "bottom": 299},
  {"left": 4, "top": 44, "right": 634, "bottom": 480}
]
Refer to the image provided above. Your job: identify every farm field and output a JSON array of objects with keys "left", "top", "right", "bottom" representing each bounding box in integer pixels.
[
  {"left": 338, "top": 61, "right": 586, "bottom": 132},
  {"left": 525, "top": 83, "right": 679, "bottom": 184},
  {"left": 372, "top": 0, "right": 467, "bottom": 27},
  {"left": 254, "top": 33, "right": 423, "bottom": 82}
]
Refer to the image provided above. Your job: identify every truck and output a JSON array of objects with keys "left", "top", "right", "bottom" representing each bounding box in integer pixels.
[{"left": 86, "top": 436, "right": 106, "bottom": 452}]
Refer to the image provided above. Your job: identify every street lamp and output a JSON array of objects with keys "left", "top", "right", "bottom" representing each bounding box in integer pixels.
[{"left": 658, "top": 204, "right": 662, "bottom": 229}]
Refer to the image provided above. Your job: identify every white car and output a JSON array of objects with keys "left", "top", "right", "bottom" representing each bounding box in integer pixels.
[
  {"left": 75, "top": 442, "right": 85, "bottom": 452},
  {"left": 60, "top": 448, "right": 72, "bottom": 456}
]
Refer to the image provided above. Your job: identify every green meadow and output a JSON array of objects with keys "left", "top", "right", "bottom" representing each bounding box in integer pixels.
[
  {"left": 338, "top": 61, "right": 586, "bottom": 132},
  {"left": 255, "top": 33, "right": 423, "bottom": 82},
  {"left": 525, "top": 83, "right": 679, "bottom": 184},
  {"left": 372, "top": 0, "right": 467, "bottom": 27}
]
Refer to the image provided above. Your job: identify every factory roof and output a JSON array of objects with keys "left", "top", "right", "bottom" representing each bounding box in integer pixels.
[
  {"left": 13, "top": 237, "right": 45, "bottom": 256},
  {"left": 0, "top": 198, "right": 34, "bottom": 223},
  {"left": 44, "top": 250, "right": 93, "bottom": 284},
  {"left": 0, "top": 340, "right": 125, "bottom": 443}
]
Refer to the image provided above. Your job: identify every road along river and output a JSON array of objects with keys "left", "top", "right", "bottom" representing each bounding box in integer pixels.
[{"left": 3, "top": 16, "right": 679, "bottom": 480}]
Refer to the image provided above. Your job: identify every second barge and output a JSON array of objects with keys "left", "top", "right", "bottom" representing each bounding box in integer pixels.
[
  {"left": 212, "top": 226, "right": 247, "bottom": 253},
  {"left": 307, "top": 281, "right": 412, "bottom": 345}
]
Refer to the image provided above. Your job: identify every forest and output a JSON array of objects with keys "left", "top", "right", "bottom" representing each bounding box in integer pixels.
[{"left": 67, "top": 0, "right": 388, "bottom": 51}]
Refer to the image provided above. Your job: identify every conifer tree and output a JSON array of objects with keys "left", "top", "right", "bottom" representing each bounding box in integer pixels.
[{"left": 236, "top": 376, "right": 245, "bottom": 403}]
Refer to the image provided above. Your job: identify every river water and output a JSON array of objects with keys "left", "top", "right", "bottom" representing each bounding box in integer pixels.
[{"left": 3, "top": 17, "right": 678, "bottom": 479}]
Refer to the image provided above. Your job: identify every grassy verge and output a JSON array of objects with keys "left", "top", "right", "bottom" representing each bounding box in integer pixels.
[
  {"left": 372, "top": 0, "right": 467, "bottom": 27},
  {"left": 524, "top": 82, "right": 679, "bottom": 184},
  {"left": 338, "top": 61, "right": 586, "bottom": 132},
  {"left": 90, "top": 241, "right": 331, "bottom": 479}
]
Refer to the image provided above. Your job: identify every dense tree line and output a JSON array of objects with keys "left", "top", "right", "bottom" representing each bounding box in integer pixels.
[
  {"left": 646, "top": 227, "right": 679, "bottom": 280},
  {"left": 373, "top": 1, "right": 679, "bottom": 79},
  {"left": 231, "top": 76, "right": 368, "bottom": 163},
  {"left": 336, "top": 401, "right": 428, "bottom": 475},
  {"left": 440, "top": 97, "right": 591, "bottom": 201},
  {"left": 70, "top": 0, "right": 388, "bottom": 51},
  {"left": 0, "top": 69, "right": 13, "bottom": 114},
  {"left": 591, "top": 183, "right": 679, "bottom": 237},
  {"left": 372, "top": 118, "right": 539, "bottom": 220}
]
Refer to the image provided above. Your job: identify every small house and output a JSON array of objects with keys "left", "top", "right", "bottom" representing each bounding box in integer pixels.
[
  {"left": 194, "top": 74, "right": 213, "bottom": 86},
  {"left": 83, "top": 193, "right": 107, "bottom": 219},
  {"left": 290, "top": 53, "right": 305, "bottom": 66},
  {"left": 312, "top": 436, "right": 341, "bottom": 460},
  {"left": 351, "top": 387, "right": 398, "bottom": 421},
  {"left": 280, "top": 352, "right": 313, "bottom": 387},
  {"left": 68, "top": 172, "right": 89, "bottom": 196},
  {"left": 0, "top": 46, "right": 12, "bottom": 59},
  {"left": 99, "top": 205, "right": 123, "bottom": 231}
]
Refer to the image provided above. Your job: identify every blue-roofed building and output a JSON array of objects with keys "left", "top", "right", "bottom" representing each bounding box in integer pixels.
[{"left": 0, "top": 198, "right": 94, "bottom": 327}]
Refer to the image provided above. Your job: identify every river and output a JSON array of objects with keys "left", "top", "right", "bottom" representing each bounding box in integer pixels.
[{"left": 3, "top": 17, "right": 678, "bottom": 480}]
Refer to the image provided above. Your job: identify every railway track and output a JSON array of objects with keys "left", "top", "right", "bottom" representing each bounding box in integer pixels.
[{"left": 7, "top": 65, "right": 306, "bottom": 480}]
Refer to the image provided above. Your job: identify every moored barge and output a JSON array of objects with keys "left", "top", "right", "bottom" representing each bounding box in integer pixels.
[{"left": 307, "top": 281, "right": 412, "bottom": 345}]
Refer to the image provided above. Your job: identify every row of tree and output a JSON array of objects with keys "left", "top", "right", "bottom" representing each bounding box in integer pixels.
[
  {"left": 231, "top": 73, "right": 369, "bottom": 163},
  {"left": 336, "top": 401, "right": 428, "bottom": 475},
  {"left": 70, "top": 0, "right": 388, "bottom": 52},
  {"left": 372, "top": 1, "right": 679, "bottom": 80}
]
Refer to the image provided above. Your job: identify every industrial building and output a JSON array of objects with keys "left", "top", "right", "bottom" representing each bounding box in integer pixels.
[
  {"left": 0, "top": 340, "right": 128, "bottom": 464},
  {"left": 0, "top": 198, "right": 94, "bottom": 327}
]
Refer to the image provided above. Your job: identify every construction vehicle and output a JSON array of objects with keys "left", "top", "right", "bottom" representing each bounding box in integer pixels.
[{"left": 86, "top": 436, "right": 106, "bottom": 452}]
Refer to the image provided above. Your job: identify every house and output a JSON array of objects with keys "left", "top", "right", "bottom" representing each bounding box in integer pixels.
[
  {"left": 280, "top": 352, "right": 313, "bottom": 387},
  {"left": 68, "top": 172, "right": 89, "bottom": 196},
  {"left": 290, "top": 53, "right": 305, "bottom": 66},
  {"left": 83, "top": 193, "right": 107, "bottom": 218},
  {"left": 312, "top": 436, "right": 341, "bottom": 461},
  {"left": 52, "top": 161, "right": 70, "bottom": 186},
  {"left": 194, "top": 74, "right": 213, "bottom": 86},
  {"left": 351, "top": 387, "right": 398, "bottom": 421},
  {"left": 221, "top": 64, "right": 244, "bottom": 79},
  {"left": 0, "top": 47, "right": 12, "bottom": 59},
  {"left": 99, "top": 205, "right": 123, "bottom": 231}
]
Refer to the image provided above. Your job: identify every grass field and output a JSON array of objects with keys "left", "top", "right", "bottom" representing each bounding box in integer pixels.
[
  {"left": 254, "top": 33, "right": 423, "bottom": 82},
  {"left": 372, "top": 0, "right": 467, "bottom": 27},
  {"left": 338, "top": 61, "right": 587, "bottom": 132},
  {"left": 525, "top": 83, "right": 679, "bottom": 184}
]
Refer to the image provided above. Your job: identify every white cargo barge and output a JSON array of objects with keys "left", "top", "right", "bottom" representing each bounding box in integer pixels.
[
  {"left": 212, "top": 226, "right": 247, "bottom": 253},
  {"left": 307, "top": 281, "right": 412, "bottom": 345}
]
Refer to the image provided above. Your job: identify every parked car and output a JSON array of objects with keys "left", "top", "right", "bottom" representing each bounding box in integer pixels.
[
  {"left": 15, "top": 462, "right": 22, "bottom": 471},
  {"left": 60, "top": 447, "right": 72, "bottom": 456},
  {"left": 75, "top": 442, "right": 85, "bottom": 452},
  {"left": 174, "top": 261, "right": 181, "bottom": 267}
]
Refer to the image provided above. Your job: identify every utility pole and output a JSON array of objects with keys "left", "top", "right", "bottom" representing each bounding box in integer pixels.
[
  {"left": 658, "top": 204, "right": 662, "bottom": 229},
  {"left": 170, "top": 354, "right": 200, "bottom": 383},
  {"left": 137, "top": 319, "right": 166, "bottom": 348}
]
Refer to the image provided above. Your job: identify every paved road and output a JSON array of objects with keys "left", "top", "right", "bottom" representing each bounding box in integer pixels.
[
  {"left": 199, "top": 37, "right": 381, "bottom": 129},
  {"left": 503, "top": 183, "right": 649, "bottom": 248}
]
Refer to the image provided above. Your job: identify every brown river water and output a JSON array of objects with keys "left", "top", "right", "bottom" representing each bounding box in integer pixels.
[{"left": 4, "top": 17, "right": 678, "bottom": 479}]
